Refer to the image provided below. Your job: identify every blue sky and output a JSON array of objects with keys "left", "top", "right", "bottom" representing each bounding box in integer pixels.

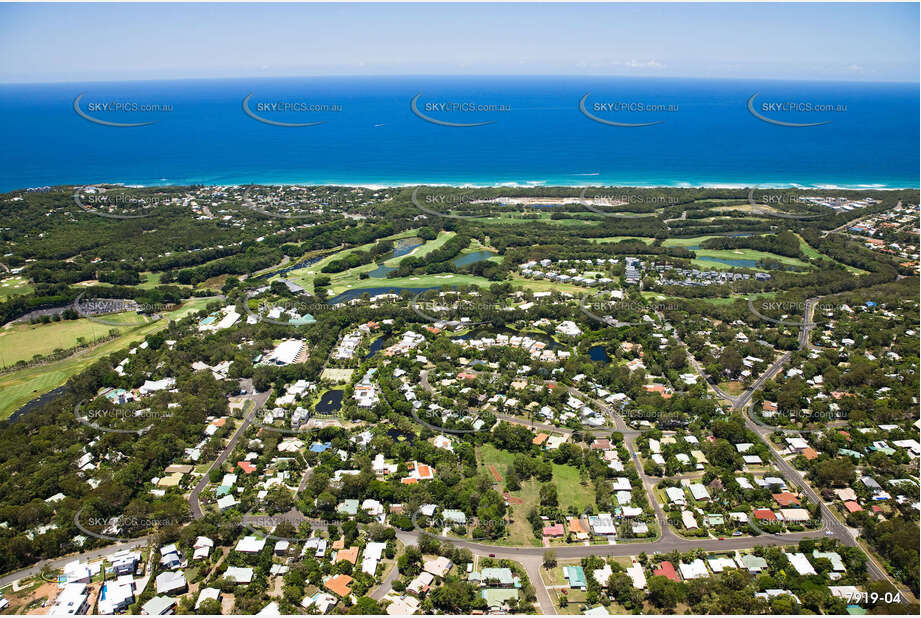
[{"left": 0, "top": 3, "right": 917, "bottom": 83}]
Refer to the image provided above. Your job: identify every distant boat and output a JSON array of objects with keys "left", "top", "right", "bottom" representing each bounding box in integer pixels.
[{"left": 373, "top": 123, "right": 386, "bottom": 127}]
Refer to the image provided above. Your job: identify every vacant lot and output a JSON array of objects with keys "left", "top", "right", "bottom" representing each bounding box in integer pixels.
[
  {"left": 477, "top": 444, "right": 595, "bottom": 546},
  {"left": 321, "top": 368, "right": 354, "bottom": 383}
]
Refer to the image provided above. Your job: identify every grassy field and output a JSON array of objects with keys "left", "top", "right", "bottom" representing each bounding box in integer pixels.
[
  {"left": 477, "top": 444, "right": 595, "bottom": 546},
  {"left": 662, "top": 235, "right": 725, "bottom": 248},
  {"left": 0, "top": 297, "right": 213, "bottom": 419},
  {"left": 0, "top": 312, "right": 152, "bottom": 367}
]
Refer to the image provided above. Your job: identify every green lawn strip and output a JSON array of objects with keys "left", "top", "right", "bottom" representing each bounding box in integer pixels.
[
  {"left": 662, "top": 235, "right": 724, "bottom": 247},
  {"left": 795, "top": 233, "right": 868, "bottom": 274},
  {"left": 388, "top": 231, "right": 456, "bottom": 263},
  {"left": 591, "top": 236, "right": 655, "bottom": 244},
  {"left": 0, "top": 297, "right": 213, "bottom": 419}
]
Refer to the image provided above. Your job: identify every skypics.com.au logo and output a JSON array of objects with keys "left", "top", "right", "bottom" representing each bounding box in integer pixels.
[
  {"left": 580, "top": 294, "right": 676, "bottom": 327},
  {"left": 410, "top": 187, "right": 491, "bottom": 219},
  {"left": 410, "top": 93, "right": 510, "bottom": 127},
  {"left": 578, "top": 188, "right": 673, "bottom": 218},
  {"left": 72, "top": 292, "right": 173, "bottom": 327},
  {"left": 579, "top": 93, "right": 678, "bottom": 127},
  {"left": 73, "top": 507, "right": 180, "bottom": 542},
  {"left": 73, "top": 93, "right": 173, "bottom": 127},
  {"left": 747, "top": 189, "right": 827, "bottom": 221},
  {"left": 747, "top": 299, "right": 835, "bottom": 328},
  {"left": 747, "top": 92, "right": 846, "bottom": 127},
  {"left": 74, "top": 399, "right": 172, "bottom": 435},
  {"left": 73, "top": 186, "right": 172, "bottom": 219},
  {"left": 242, "top": 93, "right": 342, "bottom": 127}
]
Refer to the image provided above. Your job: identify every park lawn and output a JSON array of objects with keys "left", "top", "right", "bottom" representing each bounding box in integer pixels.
[
  {"left": 399, "top": 231, "right": 456, "bottom": 261},
  {"left": 0, "top": 297, "right": 213, "bottom": 419},
  {"left": 137, "top": 271, "right": 192, "bottom": 289},
  {"left": 0, "top": 311, "right": 151, "bottom": 367},
  {"left": 0, "top": 275, "right": 34, "bottom": 299},
  {"left": 552, "top": 463, "right": 595, "bottom": 512}
]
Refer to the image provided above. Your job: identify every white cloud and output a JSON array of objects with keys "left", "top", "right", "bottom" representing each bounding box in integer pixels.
[{"left": 623, "top": 59, "right": 664, "bottom": 69}]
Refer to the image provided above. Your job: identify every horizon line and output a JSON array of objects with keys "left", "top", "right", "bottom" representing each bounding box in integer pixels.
[{"left": 2, "top": 73, "right": 919, "bottom": 87}]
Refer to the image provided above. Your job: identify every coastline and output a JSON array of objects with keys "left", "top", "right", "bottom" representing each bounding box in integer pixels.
[{"left": 13, "top": 177, "right": 919, "bottom": 193}]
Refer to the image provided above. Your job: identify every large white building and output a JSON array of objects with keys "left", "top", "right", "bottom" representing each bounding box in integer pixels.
[{"left": 265, "top": 339, "right": 305, "bottom": 366}]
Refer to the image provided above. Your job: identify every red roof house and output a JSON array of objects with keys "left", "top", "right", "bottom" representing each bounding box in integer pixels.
[
  {"left": 542, "top": 523, "right": 565, "bottom": 538},
  {"left": 772, "top": 492, "right": 800, "bottom": 507},
  {"left": 843, "top": 501, "right": 863, "bottom": 513},
  {"left": 653, "top": 561, "right": 680, "bottom": 582}
]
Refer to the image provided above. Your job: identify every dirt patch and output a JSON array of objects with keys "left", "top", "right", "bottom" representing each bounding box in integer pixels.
[
  {"left": 488, "top": 465, "right": 502, "bottom": 483},
  {"left": 504, "top": 492, "right": 524, "bottom": 505}
]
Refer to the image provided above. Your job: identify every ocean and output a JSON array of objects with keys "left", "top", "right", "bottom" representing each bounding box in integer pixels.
[{"left": 0, "top": 75, "right": 917, "bottom": 191}]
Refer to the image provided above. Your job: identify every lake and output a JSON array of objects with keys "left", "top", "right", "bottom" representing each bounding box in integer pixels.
[
  {"left": 589, "top": 345, "right": 610, "bottom": 363},
  {"left": 315, "top": 389, "right": 344, "bottom": 414},
  {"left": 452, "top": 250, "right": 496, "bottom": 268}
]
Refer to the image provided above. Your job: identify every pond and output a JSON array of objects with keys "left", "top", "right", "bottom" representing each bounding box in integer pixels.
[
  {"left": 695, "top": 256, "right": 760, "bottom": 268},
  {"left": 452, "top": 250, "right": 496, "bottom": 268},
  {"left": 391, "top": 236, "right": 423, "bottom": 258},
  {"left": 250, "top": 254, "right": 325, "bottom": 281},
  {"left": 589, "top": 345, "right": 610, "bottom": 363},
  {"left": 368, "top": 263, "right": 397, "bottom": 278},
  {"left": 364, "top": 336, "right": 386, "bottom": 360},
  {"left": 315, "top": 389, "right": 344, "bottom": 414}
]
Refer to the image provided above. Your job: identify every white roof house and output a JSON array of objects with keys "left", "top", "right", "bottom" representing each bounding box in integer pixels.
[
  {"left": 688, "top": 483, "right": 710, "bottom": 501},
  {"left": 626, "top": 563, "right": 647, "bottom": 589},
  {"left": 679, "top": 559, "right": 708, "bottom": 580},
  {"left": 787, "top": 552, "right": 816, "bottom": 576},
  {"left": 235, "top": 536, "right": 267, "bottom": 554},
  {"left": 665, "top": 486, "right": 686, "bottom": 505}
]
